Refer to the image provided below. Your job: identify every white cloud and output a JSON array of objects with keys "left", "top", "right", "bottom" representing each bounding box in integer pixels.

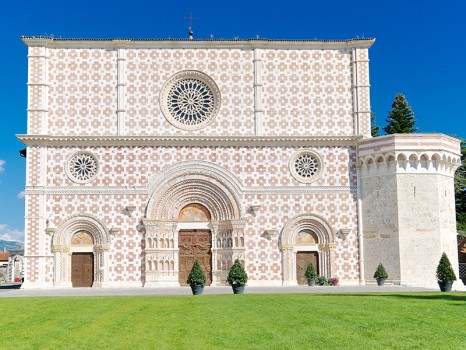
[
  {"left": 0, "top": 233, "right": 12, "bottom": 241},
  {"left": 0, "top": 225, "right": 24, "bottom": 242},
  {"left": 17, "top": 191, "right": 26, "bottom": 199},
  {"left": 0, "top": 160, "right": 4, "bottom": 173}
]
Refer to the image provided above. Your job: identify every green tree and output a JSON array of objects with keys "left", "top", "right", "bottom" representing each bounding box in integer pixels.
[
  {"left": 383, "top": 93, "right": 418, "bottom": 134},
  {"left": 455, "top": 139, "right": 466, "bottom": 235},
  {"left": 371, "top": 111, "right": 380, "bottom": 137}
]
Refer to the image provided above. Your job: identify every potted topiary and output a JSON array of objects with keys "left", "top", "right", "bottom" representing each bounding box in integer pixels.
[
  {"left": 304, "top": 262, "right": 317, "bottom": 286},
  {"left": 187, "top": 260, "right": 206, "bottom": 295},
  {"left": 373, "top": 263, "right": 388, "bottom": 286},
  {"left": 436, "top": 252, "right": 457, "bottom": 292},
  {"left": 227, "top": 259, "right": 248, "bottom": 294}
]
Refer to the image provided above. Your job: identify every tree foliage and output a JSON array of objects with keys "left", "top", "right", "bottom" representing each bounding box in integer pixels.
[
  {"left": 383, "top": 93, "right": 418, "bottom": 134},
  {"left": 226, "top": 259, "right": 248, "bottom": 285},
  {"left": 455, "top": 139, "right": 466, "bottom": 235},
  {"left": 187, "top": 260, "right": 206, "bottom": 286},
  {"left": 371, "top": 112, "right": 380, "bottom": 137},
  {"left": 304, "top": 262, "right": 317, "bottom": 279},
  {"left": 435, "top": 252, "right": 457, "bottom": 282},
  {"left": 373, "top": 263, "right": 388, "bottom": 279}
]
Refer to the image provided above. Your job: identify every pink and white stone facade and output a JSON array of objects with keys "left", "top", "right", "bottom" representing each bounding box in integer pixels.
[{"left": 18, "top": 37, "right": 461, "bottom": 289}]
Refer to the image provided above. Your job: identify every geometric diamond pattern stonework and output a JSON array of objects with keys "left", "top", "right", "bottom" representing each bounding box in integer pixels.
[{"left": 21, "top": 37, "right": 460, "bottom": 290}]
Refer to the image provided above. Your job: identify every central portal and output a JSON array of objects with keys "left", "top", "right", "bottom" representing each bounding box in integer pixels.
[{"left": 178, "top": 230, "right": 212, "bottom": 285}]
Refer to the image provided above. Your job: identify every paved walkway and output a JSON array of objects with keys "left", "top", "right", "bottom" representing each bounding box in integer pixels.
[{"left": 0, "top": 284, "right": 440, "bottom": 298}]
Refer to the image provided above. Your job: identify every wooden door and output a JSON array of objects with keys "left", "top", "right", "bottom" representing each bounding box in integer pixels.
[
  {"left": 296, "top": 251, "right": 319, "bottom": 285},
  {"left": 178, "top": 230, "right": 212, "bottom": 286},
  {"left": 72, "top": 253, "right": 94, "bottom": 287}
]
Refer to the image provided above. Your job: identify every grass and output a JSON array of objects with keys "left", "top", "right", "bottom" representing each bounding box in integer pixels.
[{"left": 2, "top": 293, "right": 465, "bottom": 349}]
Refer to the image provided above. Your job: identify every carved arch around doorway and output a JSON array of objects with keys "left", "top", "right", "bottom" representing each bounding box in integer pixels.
[
  {"left": 51, "top": 213, "right": 110, "bottom": 288},
  {"left": 143, "top": 161, "right": 246, "bottom": 287},
  {"left": 280, "top": 213, "right": 336, "bottom": 285}
]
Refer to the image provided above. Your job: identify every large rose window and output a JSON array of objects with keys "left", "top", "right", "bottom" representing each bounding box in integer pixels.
[{"left": 160, "top": 71, "right": 221, "bottom": 130}]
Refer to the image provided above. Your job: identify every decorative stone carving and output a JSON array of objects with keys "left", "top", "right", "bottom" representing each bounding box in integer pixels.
[
  {"left": 338, "top": 228, "right": 352, "bottom": 239},
  {"left": 289, "top": 149, "right": 324, "bottom": 183},
  {"left": 262, "top": 229, "right": 279, "bottom": 240},
  {"left": 121, "top": 206, "right": 136, "bottom": 217},
  {"left": 65, "top": 151, "right": 99, "bottom": 184},
  {"left": 247, "top": 205, "right": 261, "bottom": 217},
  {"left": 159, "top": 70, "right": 221, "bottom": 130}
]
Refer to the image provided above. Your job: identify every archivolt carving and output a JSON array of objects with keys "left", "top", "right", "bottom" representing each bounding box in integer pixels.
[
  {"left": 280, "top": 213, "right": 336, "bottom": 248},
  {"left": 52, "top": 213, "right": 110, "bottom": 247},
  {"left": 146, "top": 161, "right": 243, "bottom": 221}
]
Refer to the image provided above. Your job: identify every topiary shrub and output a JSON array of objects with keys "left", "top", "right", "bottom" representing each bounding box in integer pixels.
[
  {"left": 187, "top": 260, "right": 206, "bottom": 286},
  {"left": 436, "top": 252, "right": 457, "bottom": 282},
  {"left": 304, "top": 262, "right": 317, "bottom": 279},
  {"left": 373, "top": 263, "right": 388, "bottom": 279},
  {"left": 227, "top": 259, "right": 248, "bottom": 285}
]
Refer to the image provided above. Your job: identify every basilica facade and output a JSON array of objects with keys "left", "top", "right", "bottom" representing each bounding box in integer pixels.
[{"left": 18, "top": 36, "right": 462, "bottom": 289}]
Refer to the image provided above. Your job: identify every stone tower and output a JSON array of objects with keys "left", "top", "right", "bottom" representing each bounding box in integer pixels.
[{"left": 359, "top": 134, "right": 462, "bottom": 288}]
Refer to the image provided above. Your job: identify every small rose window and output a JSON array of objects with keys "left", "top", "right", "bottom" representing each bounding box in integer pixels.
[
  {"left": 66, "top": 151, "right": 99, "bottom": 184},
  {"left": 289, "top": 149, "right": 323, "bottom": 183}
]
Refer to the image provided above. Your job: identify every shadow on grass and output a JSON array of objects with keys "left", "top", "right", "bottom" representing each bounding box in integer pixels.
[
  {"left": 317, "top": 292, "right": 466, "bottom": 302},
  {"left": 0, "top": 283, "right": 22, "bottom": 289}
]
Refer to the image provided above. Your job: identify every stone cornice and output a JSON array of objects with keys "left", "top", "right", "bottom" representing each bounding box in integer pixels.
[
  {"left": 17, "top": 134, "right": 361, "bottom": 147},
  {"left": 21, "top": 36, "right": 375, "bottom": 50}
]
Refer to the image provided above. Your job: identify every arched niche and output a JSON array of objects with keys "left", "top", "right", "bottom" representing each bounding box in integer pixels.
[
  {"left": 51, "top": 213, "right": 110, "bottom": 288},
  {"left": 280, "top": 213, "right": 336, "bottom": 286}
]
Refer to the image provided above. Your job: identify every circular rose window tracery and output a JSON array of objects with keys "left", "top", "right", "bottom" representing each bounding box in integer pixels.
[
  {"left": 289, "top": 149, "right": 323, "bottom": 183},
  {"left": 66, "top": 152, "right": 99, "bottom": 184},
  {"left": 160, "top": 71, "right": 221, "bottom": 130}
]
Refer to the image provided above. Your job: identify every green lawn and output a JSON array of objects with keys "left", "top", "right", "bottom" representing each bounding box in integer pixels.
[{"left": 2, "top": 293, "right": 465, "bottom": 349}]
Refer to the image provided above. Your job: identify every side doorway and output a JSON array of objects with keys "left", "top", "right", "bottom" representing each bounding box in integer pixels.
[
  {"left": 72, "top": 253, "right": 94, "bottom": 287},
  {"left": 296, "top": 251, "right": 319, "bottom": 285}
]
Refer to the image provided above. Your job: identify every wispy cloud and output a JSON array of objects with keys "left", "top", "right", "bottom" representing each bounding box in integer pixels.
[
  {"left": 17, "top": 191, "right": 25, "bottom": 199},
  {"left": 0, "top": 225, "right": 24, "bottom": 242},
  {"left": 0, "top": 160, "right": 5, "bottom": 173}
]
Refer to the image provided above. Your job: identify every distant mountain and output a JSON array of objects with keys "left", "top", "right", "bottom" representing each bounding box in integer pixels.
[{"left": 0, "top": 240, "right": 24, "bottom": 252}]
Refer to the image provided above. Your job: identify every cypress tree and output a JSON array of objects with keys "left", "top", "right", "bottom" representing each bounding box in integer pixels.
[
  {"left": 383, "top": 93, "right": 418, "bottom": 134},
  {"left": 456, "top": 139, "right": 466, "bottom": 234},
  {"left": 371, "top": 112, "right": 380, "bottom": 137}
]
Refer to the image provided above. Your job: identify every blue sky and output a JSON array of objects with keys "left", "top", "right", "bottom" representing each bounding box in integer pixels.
[{"left": 0, "top": 0, "right": 465, "bottom": 242}]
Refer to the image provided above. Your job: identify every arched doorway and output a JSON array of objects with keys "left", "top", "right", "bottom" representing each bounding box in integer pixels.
[
  {"left": 71, "top": 231, "right": 94, "bottom": 287},
  {"left": 280, "top": 213, "right": 336, "bottom": 286},
  {"left": 52, "top": 213, "right": 110, "bottom": 288},
  {"left": 178, "top": 204, "right": 213, "bottom": 285},
  {"left": 295, "top": 229, "right": 319, "bottom": 285},
  {"left": 143, "top": 161, "right": 246, "bottom": 287}
]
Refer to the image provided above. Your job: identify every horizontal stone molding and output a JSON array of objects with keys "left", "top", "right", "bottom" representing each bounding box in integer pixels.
[{"left": 17, "top": 134, "right": 361, "bottom": 147}]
